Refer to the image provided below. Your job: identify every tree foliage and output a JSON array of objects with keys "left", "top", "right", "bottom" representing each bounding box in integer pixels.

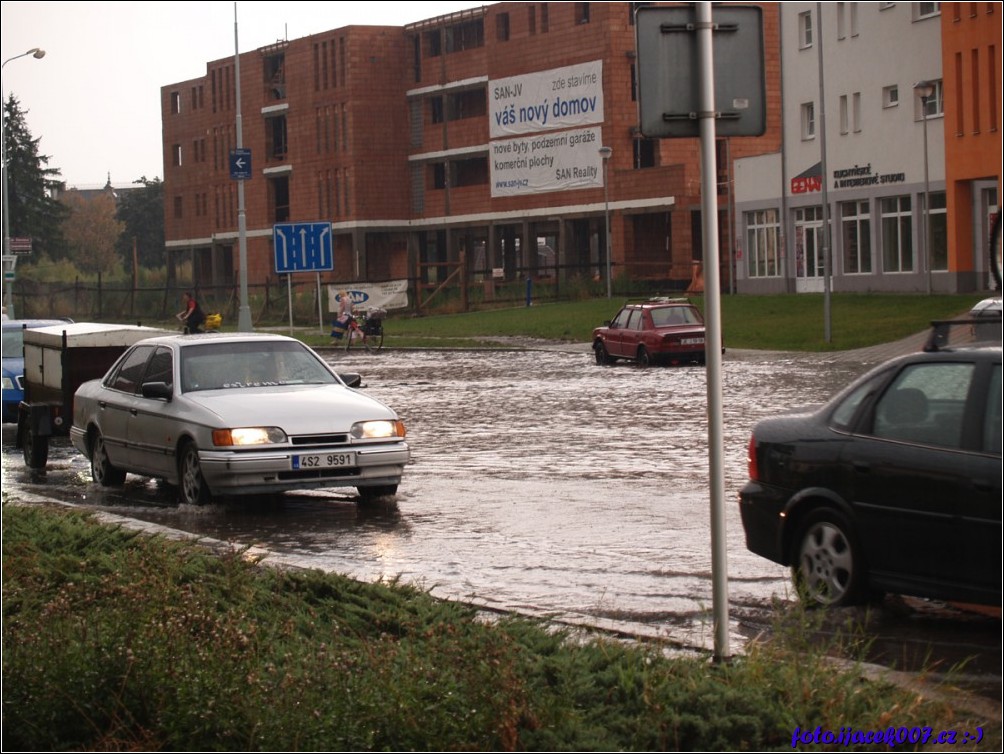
[
  {"left": 115, "top": 177, "right": 165, "bottom": 271},
  {"left": 3, "top": 94, "right": 68, "bottom": 258},
  {"left": 60, "top": 189, "right": 124, "bottom": 275}
]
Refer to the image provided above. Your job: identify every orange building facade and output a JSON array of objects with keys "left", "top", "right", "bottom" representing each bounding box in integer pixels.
[
  {"left": 161, "top": 2, "right": 782, "bottom": 309},
  {"left": 942, "top": 2, "right": 1002, "bottom": 288}
]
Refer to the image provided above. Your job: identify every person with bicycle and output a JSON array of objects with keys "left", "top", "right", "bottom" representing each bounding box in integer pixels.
[
  {"left": 331, "top": 290, "right": 355, "bottom": 343},
  {"left": 176, "top": 291, "right": 206, "bottom": 334}
]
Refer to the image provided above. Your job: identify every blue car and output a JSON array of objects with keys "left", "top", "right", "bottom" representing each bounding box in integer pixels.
[{"left": 2, "top": 319, "right": 73, "bottom": 423}]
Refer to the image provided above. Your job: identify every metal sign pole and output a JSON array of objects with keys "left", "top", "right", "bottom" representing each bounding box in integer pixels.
[
  {"left": 695, "top": 0, "right": 730, "bottom": 663},
  {"left": 234, "top": 3, "right": 253, "bottom": 332}
]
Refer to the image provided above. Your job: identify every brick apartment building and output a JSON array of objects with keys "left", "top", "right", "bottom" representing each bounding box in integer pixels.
[{"left": 162, "top": 1, "right": 782, "bottom": 310}]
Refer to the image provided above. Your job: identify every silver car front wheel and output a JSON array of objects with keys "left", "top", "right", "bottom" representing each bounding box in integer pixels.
[{"left": 179, "top": 442, "right": 211, "bottom": 506}]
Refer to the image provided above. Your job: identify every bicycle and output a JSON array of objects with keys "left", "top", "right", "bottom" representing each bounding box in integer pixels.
[{"left": 343, "top": 309, "right": 385, "bottom": 352}]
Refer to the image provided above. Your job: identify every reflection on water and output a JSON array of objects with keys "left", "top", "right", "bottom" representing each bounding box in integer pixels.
[{"left": 3, "top": 348, "right": 869, "bottom": 650}]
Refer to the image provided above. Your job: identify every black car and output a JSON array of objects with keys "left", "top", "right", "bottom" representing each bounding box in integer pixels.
[{"left": 739, "top": 320, "right": 1001, "bottom": 607}]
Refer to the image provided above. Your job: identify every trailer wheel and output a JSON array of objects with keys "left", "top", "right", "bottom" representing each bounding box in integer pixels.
[{"left": 22, "top": 423, "right": 49, "bottom": 470}]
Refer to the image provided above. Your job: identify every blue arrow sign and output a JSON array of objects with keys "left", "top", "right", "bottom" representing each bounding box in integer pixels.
[
  {"left": 273, "top": 222, "right": 334, "bottom": 273},
  {"left": 229, "top": 148, "right": 252, "bottom": 180}
]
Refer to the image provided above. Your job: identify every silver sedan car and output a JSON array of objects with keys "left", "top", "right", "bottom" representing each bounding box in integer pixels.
[{"left": 70, "top": 333, "right": 409, "bottom": 505}]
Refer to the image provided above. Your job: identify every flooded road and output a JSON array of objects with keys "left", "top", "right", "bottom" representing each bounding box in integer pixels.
[{"left": 3, "top": 346, "right": 999, "bottom": 691}]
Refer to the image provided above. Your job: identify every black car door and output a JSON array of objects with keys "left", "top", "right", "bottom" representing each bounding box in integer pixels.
[{"left": 842, "top": 359, "right": 998, "bottom": 602}]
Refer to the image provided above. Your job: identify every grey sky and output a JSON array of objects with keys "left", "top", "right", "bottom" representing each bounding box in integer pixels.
[{"left": 1, "top": 1, "right": 482, "bottom": 188}]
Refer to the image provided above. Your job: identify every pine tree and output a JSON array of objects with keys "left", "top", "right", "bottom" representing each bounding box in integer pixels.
[{"left": 4, "top": 93, "right": 68, "bottom": 258}]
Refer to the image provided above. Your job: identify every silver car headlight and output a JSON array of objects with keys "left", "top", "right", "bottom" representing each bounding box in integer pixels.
[
  {"left": 350, "top": 420, "right": 406, "bottom": 440},
  {"left": 212, "top": 427, "right": 287, "bottom": 446}
]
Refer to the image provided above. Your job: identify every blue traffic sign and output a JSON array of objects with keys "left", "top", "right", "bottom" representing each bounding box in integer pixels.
[
  {"left": 273, "top": 222, "right": 334, "bottom": 273},
  {"left": 229, "top": 148, "right": 252, "bottom": 180}
]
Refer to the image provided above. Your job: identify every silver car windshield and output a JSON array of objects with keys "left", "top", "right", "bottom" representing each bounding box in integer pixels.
[{"left": 180, "top": 341, "right": 339, "bottom": 393}]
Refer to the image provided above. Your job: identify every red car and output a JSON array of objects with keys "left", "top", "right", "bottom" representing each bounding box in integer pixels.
[{"left": 592, "top": 298, "right": 708, "bottom": 367}]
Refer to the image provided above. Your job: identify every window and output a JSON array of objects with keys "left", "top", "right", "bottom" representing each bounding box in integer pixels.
[
  {"left": 445, "top": 19, "right": 484, "bottom": 52},
  {"left": 269, "top": 176, "right": 290, "bottom": 223},
  {"left": 173, "top": 196, "right": 183, "bottom": 220},
  {"left": 927, "top": 191, "right": 947, "bottom": 270},
  {"left": 918, "top": 79, "right": 944, "bottom": 118},
  {"left": 841, "top": 200, "right": 872, "bottom": 274},
  {"left": 745, "top": 209, "right": 782, "bottom": 278},
  {"left": 984, "top": 364, "right": 1001, "bottom": 455},
  {"left": 172, "top": 144, "right": 182, "bottom": 167},
  {"left": 424, "top": 29, "right": 442, "bottom": 57},
  {"left": 109, "top": 346, "right": 156, "bottom": 394},
  {"left": 528, "top": 6, "right": 536, "bottom": 34},
  {"left": 881, "top": 196, "right": 914, "bottom": 272},
  {"left": 837, "top": 2, "right": 846, "bottom": 39},
  {"left": 840, "top": 95, "right": 849, "bottom": 134},
  {"left": 852, "top": 92, "right": 861, "bottom": 131},
  {"left": 266, "top": 115, "right": 288, "bottom": 161},
  {"left": 883, "top": 85, "right": 899, "bottom": 108},
  {"left": 496, "top": 13, "right": 510, "bottom": 41},
  {"left": 799, "top": 11, "right": 813, "bottom": 48},
  {"left": 265, "top": 53, "right": 285, "bottom": 99},
  {"left": 576, "top": 3, "right": 590, "bottom": 24},
  {"left": 801, "top": 102, "right": 816, "bottom": 140},
  {"left": 541, "top": 3, "right": 549, "bottom": 32},
  {"left": 850, "top": 3, "right": 859, "bottom": 35},
  {"left": 633, "top": 137, "right": 656, "bottom": 169},
  {"left": 915, "top": 2, "right": 941, "bottom": 19},
  {"left": 430, "top": 96, "right": 444, "bottom": 124},
  {"left": 170, "top": 91, "right": 181, "bottom": 114},
  {"left": 872, "top": 362, "right": 973, "bottom": 449},
  {"left": 144, "top": 348, "right": 174, "bottom": 390}
]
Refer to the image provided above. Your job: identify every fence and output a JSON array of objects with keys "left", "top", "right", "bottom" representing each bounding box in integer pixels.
[{"left": 9, "top": 263, "right": 699, "bottom": 326}]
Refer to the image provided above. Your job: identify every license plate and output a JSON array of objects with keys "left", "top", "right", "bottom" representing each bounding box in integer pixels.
[
  {"left": 292, "top": 452, "right": 356, "bottom": 469},
  {"left": 681, "top": 337, "right": 705, "bottom": 345}
]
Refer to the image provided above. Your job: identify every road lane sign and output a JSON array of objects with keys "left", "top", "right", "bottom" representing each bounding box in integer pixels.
[{"left": 273, "top": 222, "right": 334, "bottom": 273}]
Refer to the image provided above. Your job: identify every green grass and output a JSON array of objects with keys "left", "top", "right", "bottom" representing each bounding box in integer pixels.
[
  {"left": 289, "top": 293, "right": 989, "bottom": 352},
  {"left": 4, "top": 504, "right": 999, "bottom": 751}
]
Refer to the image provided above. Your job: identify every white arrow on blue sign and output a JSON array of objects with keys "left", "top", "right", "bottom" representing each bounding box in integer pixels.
[
  {"left": 273, "top": 222, "right": 334, "bottom": 273},
  {"left": 229, "top": 148, "right": 252, "bottom": 180}
]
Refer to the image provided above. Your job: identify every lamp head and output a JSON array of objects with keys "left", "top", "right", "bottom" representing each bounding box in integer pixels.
[
  {"left": 31, "top": 49, "right": 46, "bottom": 60},
  {"left": 913, "top": 80, "right": 935, "bottom": 99},
  {"left": 598, "top": 146, "right": 613, "bottom": 160}
]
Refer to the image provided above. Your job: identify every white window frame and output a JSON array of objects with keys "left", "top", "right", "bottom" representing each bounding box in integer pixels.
[
  {"left": 927, "top": 191, "right": 948, "bottom": 271},
  {"left": 841, "top": 200, "right": 872, "bottom": 274},
  {"left": 914, "top": 2, "right": 941, "bottom": 20},
  {"left": 745, "top": 209, "right": 782, "bottom": 278},
  {"left": 801, "top": 102, "right": 816, "bottom": 140},
  {"left": 881, "top": 195, "right": 914, "bottom": 273},
  {"left": 852, "top": 92, "right": 861, "bottom": 132},
  {"left": 883, "top": 85, "right": 899, "bottom": 108},
  {"left": 799, "top": 11, "right": 813, "bottom": 48},
  {"left": 918, "top": 79, "right": 944, "bottom": 118},
  {"left": 839, "top": 95, "right": 849, "bottom": 134}
]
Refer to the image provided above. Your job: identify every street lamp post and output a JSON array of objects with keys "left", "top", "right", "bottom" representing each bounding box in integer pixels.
[
  {"left": 914, "top": 80, "right": 935, "bottom": 295},
  {"left": 2, "top": 47, "right": 46, "bottom": 318},
  {"left": 599, "top": 146, "right": 613, "bottom": 299}
]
